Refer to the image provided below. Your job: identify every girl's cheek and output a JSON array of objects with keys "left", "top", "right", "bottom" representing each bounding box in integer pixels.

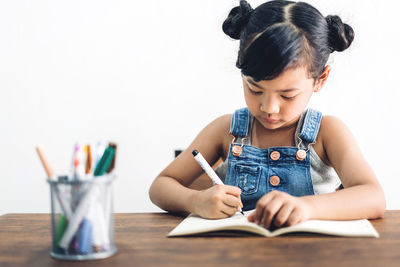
[{"left": 245, "top": 97, "right": 258, "bottom": 110}]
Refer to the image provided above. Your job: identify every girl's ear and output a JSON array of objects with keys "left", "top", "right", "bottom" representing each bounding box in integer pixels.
[{"left": 313, "top": 65, "right": 331, "bottom": 92}]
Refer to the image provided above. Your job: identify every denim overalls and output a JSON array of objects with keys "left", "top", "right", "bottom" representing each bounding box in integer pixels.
[{"left": 225, "top": 107, "right": 323, "bottom": 211}]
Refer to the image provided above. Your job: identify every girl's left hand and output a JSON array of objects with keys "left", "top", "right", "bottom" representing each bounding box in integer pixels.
[{"left": 247, "top": 190, "right": 314, "bottom": 229}]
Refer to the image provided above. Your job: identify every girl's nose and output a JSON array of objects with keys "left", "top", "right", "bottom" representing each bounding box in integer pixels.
[{"left": 260, "top": 96, "right": 280, "bottom": 114}]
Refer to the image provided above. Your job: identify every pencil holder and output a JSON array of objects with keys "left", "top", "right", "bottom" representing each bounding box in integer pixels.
[{"left": 47, "top": 173, "right": 117, "bottom": 260}]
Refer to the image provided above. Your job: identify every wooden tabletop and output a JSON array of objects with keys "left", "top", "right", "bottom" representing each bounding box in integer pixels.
[{"left": 1, "top": 211, "right": 400, "bottom": 267}]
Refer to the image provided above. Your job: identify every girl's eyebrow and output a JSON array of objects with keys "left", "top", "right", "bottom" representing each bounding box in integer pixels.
[
  {"left": 246, "top": 79, "right": 263, "bottom": 89},
  {"left": 246, "top": 78, "right": 300, "bottom": 92}
]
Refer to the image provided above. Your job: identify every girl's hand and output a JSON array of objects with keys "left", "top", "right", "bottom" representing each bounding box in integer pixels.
[
  {"left": 247, "top": 190, "right": 314, "bottom": 228},
  {"left": 192, "top": 185, "right": 243, "bottom": 219}
]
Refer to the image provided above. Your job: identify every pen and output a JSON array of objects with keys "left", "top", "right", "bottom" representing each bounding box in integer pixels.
[{"left": 192, "top": 149, "right": 244, "bottom": 216}]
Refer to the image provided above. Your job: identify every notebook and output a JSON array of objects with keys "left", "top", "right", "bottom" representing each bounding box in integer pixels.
[{"left": 168, "top": 210, "right": 379, "bottom": 238}]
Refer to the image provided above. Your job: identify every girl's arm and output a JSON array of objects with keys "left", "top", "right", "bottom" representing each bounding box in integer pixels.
[
  {"left": 302, "top": 115, "right": 386, "bottom": 220},
  {"left": 149, "top": 114, "right": 243, "bottom": 219},
  {"left": 248, "top": 116, "right": 385, "bottom": 228}
]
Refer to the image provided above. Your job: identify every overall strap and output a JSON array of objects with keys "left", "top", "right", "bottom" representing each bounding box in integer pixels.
[
  {"left": 230, "top": 107, "right": 251, "bottom": 137},
  {"left": 298, "top": 108, "right": 323, "bottom": 145}
]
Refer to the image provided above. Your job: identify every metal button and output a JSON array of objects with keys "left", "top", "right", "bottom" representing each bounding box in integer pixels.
[
  {"left": 270, "top": 151, "right": 280, "bottom": 161},
  {"left": 232, "top": 145, "right": 242, "bottom": 157},
  {"left": 270, "top": 175, "right": 280, "bottom": 186},
  {"left": 296, "top": 149, "right": 307, "bottom": 161}
]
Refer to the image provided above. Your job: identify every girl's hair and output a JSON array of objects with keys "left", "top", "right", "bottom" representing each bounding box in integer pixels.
[{"left": 222, "top": 0, "right": 355, "bottom": 82}]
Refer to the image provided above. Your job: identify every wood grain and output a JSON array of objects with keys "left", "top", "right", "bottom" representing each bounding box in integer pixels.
[{"left": 1, "top": 211, "right": 400, "bottom": 267}]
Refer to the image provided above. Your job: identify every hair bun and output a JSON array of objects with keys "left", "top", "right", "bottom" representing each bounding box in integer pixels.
[
  {"left": 326, "top": 15, "right": 355, "bottom": 53},
  {"left": 222, "top": 0, "right": 254, "bottom": 40}
]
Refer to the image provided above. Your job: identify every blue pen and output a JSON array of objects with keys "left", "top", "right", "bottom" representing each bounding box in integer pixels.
[{"left": 77, "top": 218, "right": 93, "bottom": 254}]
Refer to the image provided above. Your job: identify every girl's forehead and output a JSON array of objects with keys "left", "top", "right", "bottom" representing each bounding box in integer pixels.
[{"left": 243, "top": 66, "right": 312, "bottom": 85}]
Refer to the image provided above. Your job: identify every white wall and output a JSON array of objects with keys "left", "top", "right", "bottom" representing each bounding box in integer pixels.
[{"left": 1, "top": 0, "right": 399, "bottom": 214}]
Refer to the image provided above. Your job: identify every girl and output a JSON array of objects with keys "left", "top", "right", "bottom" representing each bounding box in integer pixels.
[{"left": 149, "top": 0, "right": 386, "bottom": 229}]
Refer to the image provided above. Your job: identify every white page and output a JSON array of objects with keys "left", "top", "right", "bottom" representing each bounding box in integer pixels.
[
  {"left": 168, "top": 210, "right": 270, "bottom": 237},
  {"left": 168, "top": 210, "right": 379, "bottom": 238}
]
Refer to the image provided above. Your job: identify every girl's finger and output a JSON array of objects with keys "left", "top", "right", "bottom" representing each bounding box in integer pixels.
[
  {"left": 220, "top": 203, "right": 239, "bottom": 216},
  {"left": 218, "top": 210, "right": 231, "bottom": 218},
  {"left": 262, "top": 199, "right": 283, "bottom": 229},
  {"left": 273, "top": 203, "right": 294, "bottom": 227},
  {"left": 254, "top": 193, "right": 274, "bottom": 224},
  {"left": 287, "top": 208, "right": 302, "bottom": 226},
  {"left": 247, "top": 211, "right": 255, "bottom": 222},
  {"left": 224, "top": 185, "right": 242, "bottom": 197},
  {"left": 223, "top": 194, "right": 242, "bottom": 208}
]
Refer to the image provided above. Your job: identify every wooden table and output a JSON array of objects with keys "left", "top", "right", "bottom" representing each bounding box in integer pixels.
[{"left": 1, "top": 211, "right": 400, "bottom": 267}]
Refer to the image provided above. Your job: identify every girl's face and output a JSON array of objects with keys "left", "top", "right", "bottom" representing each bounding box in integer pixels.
[{"left": 242, "top": 65, "right": 329, "bottom": 131}]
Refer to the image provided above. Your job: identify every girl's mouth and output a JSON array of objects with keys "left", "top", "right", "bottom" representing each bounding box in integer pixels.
[{"left": 264, "top": 117, "right": 279, "bottom": 123}]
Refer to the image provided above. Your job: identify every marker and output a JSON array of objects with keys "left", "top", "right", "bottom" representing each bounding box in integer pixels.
[
  {"left": 85, "top": 144, "right": 92, "bottom": 175},
  {"left": 94, "top": 146, "right": 115, "bottom": 176},
  {"left": 55, "top": 214, "right": 68, "bottom": 249},
  {"left": 107, "top": 142, "right": 117, "bottom": 173},
  {"left": 73, "top": 143, "right": 86, "bottom": 180},
  {"left": 192, "top": 149, "right": 244, "bottom": 215}
]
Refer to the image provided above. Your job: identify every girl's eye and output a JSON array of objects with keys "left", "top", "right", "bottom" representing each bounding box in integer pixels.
[
  {"left": 281, "top": 95, "right": 296, "bottom": 100},
  {"left": 249, "top": 88, "right": 263, "bottom": 95}
]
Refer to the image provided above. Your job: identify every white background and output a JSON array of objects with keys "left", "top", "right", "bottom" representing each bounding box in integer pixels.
[{"left": 1, "top": 0, "right": 399, "bottom": 215}]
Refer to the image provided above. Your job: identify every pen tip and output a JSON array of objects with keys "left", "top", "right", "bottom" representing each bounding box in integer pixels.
[
  {"left": 241, "top": 211, "right": 245, "bottom": 216},
  {"left": 192, "top": 150, "right": 199, "bottom": 156}
]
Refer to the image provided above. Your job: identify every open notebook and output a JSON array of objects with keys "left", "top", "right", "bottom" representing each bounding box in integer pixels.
[{"left": 168, "top": 210, "right": 379, "bottom": 238}]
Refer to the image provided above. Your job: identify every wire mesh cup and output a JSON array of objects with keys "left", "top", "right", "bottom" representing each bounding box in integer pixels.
[{"left": 48, "top": 173, "right": 117, "bottom": 260}]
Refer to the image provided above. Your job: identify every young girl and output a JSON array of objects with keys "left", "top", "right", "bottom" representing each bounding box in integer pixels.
[{"left": 149, "top": 0, "right": 386, "bottom": 229}]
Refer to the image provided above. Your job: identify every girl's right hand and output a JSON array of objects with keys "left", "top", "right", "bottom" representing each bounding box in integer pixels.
[{"left": 192, "top": 185, "right": 243, "bottom": 219}]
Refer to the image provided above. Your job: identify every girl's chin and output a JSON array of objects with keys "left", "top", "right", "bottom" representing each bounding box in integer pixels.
[
  {"left": 257, "top": 118, "right": 283, "bottom": 130},
  {"left": 257, "top": 117, "right": 299, "bottom": 131}
]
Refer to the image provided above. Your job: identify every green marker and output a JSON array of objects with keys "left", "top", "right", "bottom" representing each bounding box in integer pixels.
[
  {"left": 94, "top": 147, "right": 115, "bottom": 176},
  {"left": 55, "top": 215, "right": 68, "bottom": 248}
]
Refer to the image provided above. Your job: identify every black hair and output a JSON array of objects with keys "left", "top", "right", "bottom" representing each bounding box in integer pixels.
[{"left": 222, "top": 0, "right": 355, "bottom": 82}]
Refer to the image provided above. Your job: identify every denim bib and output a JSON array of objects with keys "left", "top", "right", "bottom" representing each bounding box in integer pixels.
[{"left": 224, "top": 107, "right": 323, "bottom": 211}]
